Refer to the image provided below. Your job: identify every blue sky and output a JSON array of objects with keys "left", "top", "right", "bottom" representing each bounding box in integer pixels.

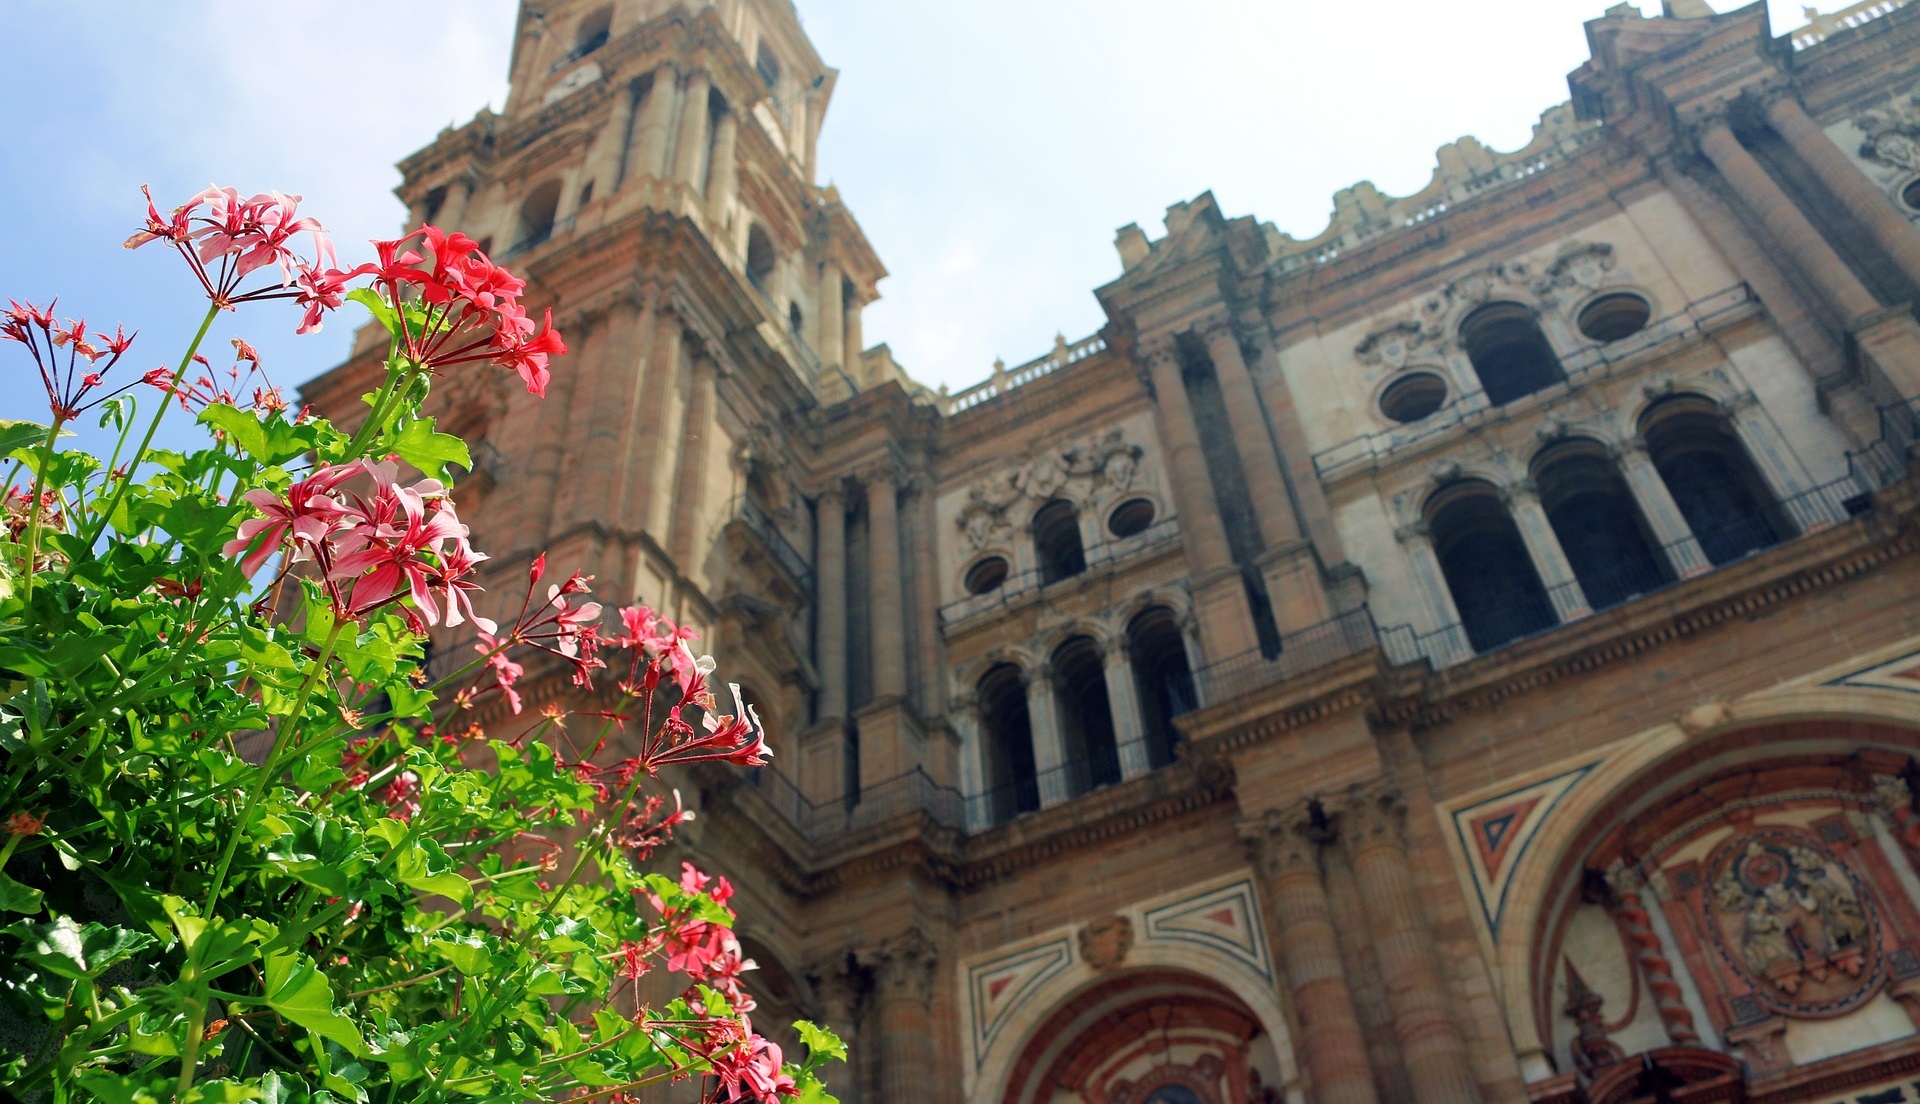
[{"left": 0, "top": 0, "right": 1813, "bottom": 453}]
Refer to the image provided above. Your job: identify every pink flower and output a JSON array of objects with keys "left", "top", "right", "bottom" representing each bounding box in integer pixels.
[
  {"left": 126, "top": 184, "right": 344, "bottom": 326},
  {"left": 220, "top": 459, "right": 362, "bottom": 576},
  {"left": 472, "top": 632, "right": 524, "bottom": 714},
  {"left": 382, "top": 770, "right": 421, "bottom": 822},
  {"left": 489, "top": 307, "right": 566, "bottom": 397},
  {"left": 710, "top": 1033, "right": 797, "bottom": 1102},
  {"left": 5, "top": 300, "right": 142, "bottom": 421}
]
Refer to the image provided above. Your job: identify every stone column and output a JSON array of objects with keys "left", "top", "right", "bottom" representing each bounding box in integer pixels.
[
  {"left": 818, "top": 260, "right": 846, "bottom": 372},
  {"left": 438, "top": 178, "right": 472, "bottom": 232},
  {"left": 1697, "top": 119, "right": 1880, "bottom": 325},
  {"left": 640, "top": 320, "right": 688, "bottom": 540},
  {"left": 584, "top": 79, "right": 638, "bottom": 201},
  {"left": 1025, "top": 668, "right": 1069, "bottom": 805},
  {"left": 1503, "top": 480, "right": 1590, "bottom": 622},
  {"left": 808, "top": 960, "right": 863, "bottom": 1104},
  {"left": 1144, "top": 344, "right": 1232, "bottom": 575},
  {"left": 954, "top": 702, "right": 988, "bottom": 831},
  {"left": 868, "top": 932, "right": 937, "bottom": 1104},
  {"left": 1103, "top": 640, "right": 1149, "bottom": 778},
  {"left": 1394, "top": 522, "right": 1473, "bottom": 665},
  {"left": 907, "top": 477, "right": 944, "bottom": 719},
  {"left": 1767, "top": 92, "right": 1920, "bottom": 291},
  {"left": 816, "top": 486, "right": 849, "bottom": 722},
  {"left": 631, "top": 66, "right": 678, "bottom": 181},
  {"left": 1722, "top": 392, "right": 1847, "bottom": 531},
  {"left": 1615, "top": 439, "right": 1712, "bottom": 578},
  {"left": 667, "top": 357, "right": 716, "bottom": 565},
  {"left": 1605, "top": 867, "right": 1701, "bottom": 1046},
  {"left": 1242, "top": 804, "right": 1381, "bottom": 1104},
  {"left": 844, "top": 296, "right": 866, "bottom": 380},
  {"left": 557, "top": 302, "right": 646, "bottom": 531},
  {"left": 865, "top": 469, "right": 907, "bottom": 702},
  {"left": 1201, "top": 321, "right": 1302, "bottom": 548},
  {"left": 672, "top": 71, "right": 713, "bottom": 189},
  {"left": 1342, "top": 784, "right": 1479, "bottom": 1104},
  {"left": 706, "top": 107, "right": 740, "bottom": 223},
  {"left": 1656, "top": 158, "right": 1860, "bottom": 433}
]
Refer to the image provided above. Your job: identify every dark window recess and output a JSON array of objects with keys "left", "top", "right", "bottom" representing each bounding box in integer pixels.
[
  {"left": 1640, "top": 396, "right": 1789, "bottom": 566},
  {"left": 745, "top": 225, "right": 775, "bottom": 289},
  {"left": 978, "top": 664, "right": 1038, "bottom": 824},
  {"left": 514, "top": 180, "right": 562, "bottom": 251},
  {"left": 1107, "top": 498, "right": 1156, "bottom": 538},
  {"left": 1051, "top": 636, "right": 1122, "bottom": 795},
  {"left": 1903, "top": 179, "right": 1920, "bottom": 211},
  {"left": 755, "top": 43, "right": 782, "bottom": 89},
  {"left": 1533, "top": 440, "right": 1672, "bottom": 611},
  {"left": 1577, "top": 293, "right": 1652, "bottom": 343},
  {"left": 423, "top": 185, "right": 448, "bottom": 224},
  {"left": 964, "top": 556, "right": 1009, "bottom": 595},
  {"left": 1459, "top": 302, "right": 1566, "bottom": 405},
  {"left": 1426, "top": 480, "right": 1557, "bottom": 653},
  {"left": 788, "top": 302, "right": 804, "bottom": 335},
  {"left": 1032, "top": 499, "right": 1086, "bottom": 585},
  {"left": 573, "top": 7, "right": 612, "bottom": 57},
  {"left": 1127, "top": 607, "right": 1196, "bottom": 770},
  {"left": 1379, "top": 372, "right": 1448, "bottom": 423},
  {"left": 577, "top": 181, "right": 594, "bottom": 209}
]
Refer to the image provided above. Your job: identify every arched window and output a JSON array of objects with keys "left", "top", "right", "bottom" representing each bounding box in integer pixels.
[
  {"left": 1051, "top": 637, "right": 1121, "bottom": 795},
  {"left": 978, "top": 665, "right": 1038, "bottom": 825},
  {"left": 788, "top": 301, "right": 804, "bottom": 337},
  {"left": 1459, "top": 301, "right": 1566, "bottom": 406},
  {"left": 1032, "top": 499, "right": 1086, "bottom": 585},
  {"left": 745, "top": 225, "right": 775, "bottom": 290},
  {"left": 1532, "top": 440, "right": 1671, "bottom": 611},
  {"left": 514, "top": 180, "right": 563, "bottom": 252},
  {"left": 1127, "top": 607, "right": 1196, "bottom": 770},
  {"left": 573, "top": 7, "right": 612, "bottom": 57},
  {"left": 755, "top": 42, "right": 781, "bottom": 90},
  {"left": 1426, "top": 480, "right": 1556, "bottom": 653},
  {"left": 1640, "top": 397, "right": 1789, "bottom": 566}
]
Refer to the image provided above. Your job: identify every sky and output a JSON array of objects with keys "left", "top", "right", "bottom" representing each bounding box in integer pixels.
[{"left": 0, "top": 0, "right": 1819, "bottom": 450}]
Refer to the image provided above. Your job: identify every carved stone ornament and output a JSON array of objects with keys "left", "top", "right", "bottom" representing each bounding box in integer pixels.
[
  {"left": 1077, "top": 915, "right": 1133, "bottom": 972},
  {"left": 1563, "top": 958, "right": 1627, "bottom": 1075},
  {"left": 1854, "top": 85, "right": 1920, "bottom": 172},
  {"left": 1703, "top": 827, "right": 1882, "bottom": 1018},
  {"left": 1537, "top": 242, "right": 1618, "bottom": 293}
]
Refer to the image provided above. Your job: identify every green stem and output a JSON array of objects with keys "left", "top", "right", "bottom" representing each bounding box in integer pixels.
[
  {"left": 19, "top": 416, "right": 67, "bottom": 601},
  {"left": 84, "top": 301, "right": 220, "bottom": 548},
  {"left": 177, "top": 993, "right": 207, "bottom": 1098},
  {"left": 202, "top": 618, "right": 348, "bottom": 912}
]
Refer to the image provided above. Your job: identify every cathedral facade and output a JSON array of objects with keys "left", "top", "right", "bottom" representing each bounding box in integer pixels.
[{"left": 302, "top": 1, "right": 1920, "bottom": 1101}]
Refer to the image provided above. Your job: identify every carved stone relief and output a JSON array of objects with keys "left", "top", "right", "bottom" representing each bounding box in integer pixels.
[
  {"left": 1853, "top": 84, "right": 1920, "bottom": 173},
  {"left": 953, "top": 426, "right": 1151, "bottom": 550}
]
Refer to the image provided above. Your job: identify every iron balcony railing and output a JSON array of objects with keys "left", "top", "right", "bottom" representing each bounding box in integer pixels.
[
  {"left": 939, "top": 517, "right": 1184, "bottom": 627},
  {"left": 1312, "top": 284, "right": 1758, "bottom": 482},
  {"left": 726, "top": 494, "right": 813, "bottom": 593}
]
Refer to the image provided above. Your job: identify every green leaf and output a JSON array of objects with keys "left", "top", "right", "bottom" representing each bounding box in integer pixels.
[
  {"left": 428, "top": 932, "right": 493, "bottom": 976},
  {"left": 0, "top": 419, "right": 54, "bottom": 458},
  {"left": 388, "top": 418, "right": 469, "bottom": 482},
  {"left": 182, "top": 1080, "right": 262, "bottom": 1104},
  {"left": 346, "top": 287, "right": 399, "bottom": 339},
  {"left": 794, "top": 1069, "right": 840, "bottom": 1104},
  {"left": 258, "top": 1069, "right": 309, "bottom": 1104},
  {"left": 74, "top": 1070, "right": 167, "bottom": 1104},
  {"left": 4, "top": 916, "right": 155, "bottom": 978},
  {"left": 795, "top": 1020, "right": 848, "bottom": 1064},
  {"left": 262, "top": 949, "right": 367, "bottom": 1056},
  {"left": 201, "top": 404, "right": 322, "bottom": 466},
  {"left": 0, "top": 869, "right": 43, "bottom": 913}
]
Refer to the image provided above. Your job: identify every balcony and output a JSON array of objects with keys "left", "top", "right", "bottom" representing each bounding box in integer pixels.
[
  {"left": 722, "top": 493, "right": 812, "bottom": 596},
  {"left": 1312, "top": 284, "right": 1757, "bottom": 483}
]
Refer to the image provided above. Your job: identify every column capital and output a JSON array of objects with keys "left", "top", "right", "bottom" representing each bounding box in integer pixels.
[
  {"left": 1500, "top": 477, "right": 1542, "bottom": 507},
  {"left": 1240, "top": 798, "right": 1334, "bottom": 879},
  {"left": 1679, "top": 101, "right": 1739, "bottom": 150},
  {"left": 863, "top": 929, "right": 938, "bottom": 1005},
  {"left": 816, "top": 480, "right": 849, "bottom": 507},
  {"left": 854, "top": 457, "right": 903, "bottom": 491},
  {"left": 1340, "top": 781, "right": 1408, "bottom": 854},
  {"left": 1603, "top": 862, "right": 1647, "bottom": 902},
  {"left": 1751, "top": 77, "right": 1804, "bottom": 116},
  {"left": 1393, "top": 519, "right": 1433, "bottom": 545}
]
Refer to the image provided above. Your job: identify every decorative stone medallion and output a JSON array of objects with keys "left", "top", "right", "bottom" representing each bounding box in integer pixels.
[
  {"left": 1702, "top": 826, "right": 1883, "bottom": 1019},
  {"left": 1078, "top": 915, "right": 1133, "bottom": 972}
]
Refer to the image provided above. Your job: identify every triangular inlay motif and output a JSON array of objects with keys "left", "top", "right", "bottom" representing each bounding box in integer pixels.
[{"left": 1450, "top": 763, "right": 1596, "bottom": 937}]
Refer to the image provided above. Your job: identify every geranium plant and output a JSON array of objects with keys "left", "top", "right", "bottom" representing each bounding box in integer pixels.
[{"left": 0, "top": 186, "right": 841, "bottom": 1103}]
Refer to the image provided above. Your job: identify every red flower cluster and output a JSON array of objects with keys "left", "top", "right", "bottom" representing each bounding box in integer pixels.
[
  {"left": 222, "top": 458, "right": 488, "bottom": 633},
  {"left": 345, "top": 225, "right": 566, "bottom": 396},
  {"left": 125, "top": 185, "right": 341, "bottom": 320},
  {"left": 4, "top": 299, "right": 141, "bottom": 421}
]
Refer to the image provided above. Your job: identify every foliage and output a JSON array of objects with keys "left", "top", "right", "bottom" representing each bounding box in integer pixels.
[{"left": 0, "top": 187, "right": 835, "bottom": 1103}]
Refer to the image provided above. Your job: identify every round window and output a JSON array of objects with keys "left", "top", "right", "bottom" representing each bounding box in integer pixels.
[
  {"left": 1378, "top": 372, "right": 1448, "bottom": 424},
  {"left": 1903, "top": 178, "right": 1920, "bottom": 212},
  {"left": 1107, "top": 498, "right": 1156, "bottom": 538},
  {"left": 1577, "top": 292, "right": 1652, "bottom": 343},
  {"left": 964, "top": 556, "right": 1009, "bottom": 595}
]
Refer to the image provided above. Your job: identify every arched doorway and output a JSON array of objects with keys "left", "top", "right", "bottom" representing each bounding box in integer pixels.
[
  {"left": 1522, "top": 718, "right": 1920, "bottom": 1095},
  {"left": 999, "top": 971, "right": 1286, "bottom": 1104}
]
